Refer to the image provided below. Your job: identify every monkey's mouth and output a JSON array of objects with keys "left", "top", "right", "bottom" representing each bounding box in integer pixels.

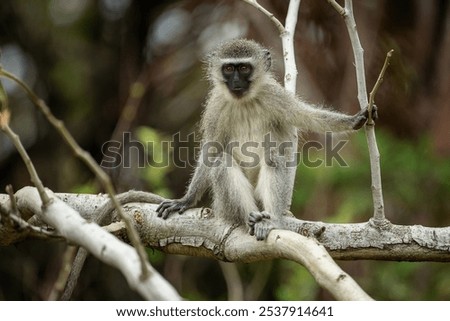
[
  {"left": 230, "top": 84, "right": 251, "bottom": 98},
  {"left": 226, "top": 80, "right": 251, "bottom": 98},
  {"left": 230, "top": 88, "right": 247, "bottom": 98}
]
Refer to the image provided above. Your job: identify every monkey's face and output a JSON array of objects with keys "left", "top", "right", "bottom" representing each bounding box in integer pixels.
[
  {"left": 221, "top": 63, "right": 253, "bottom": 98},
  {"left": 208, "top": 39, "right": 272, "bottom": 100}
]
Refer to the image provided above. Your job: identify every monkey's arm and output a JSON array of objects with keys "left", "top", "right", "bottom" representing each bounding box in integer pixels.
[
  {"left": 291, "top": 100, "right": 377, "bottom": 133},
  {"left": 157, "top": 151, "right": 210, "bottom": 219}
]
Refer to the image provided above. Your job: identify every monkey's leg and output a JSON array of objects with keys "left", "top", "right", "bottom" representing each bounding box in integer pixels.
[
  {"left": 250, "top": 161, "right": 296, "bottom": 240},
  {"left": 210, "top": 154, "right": 259, "bottom": 227}
]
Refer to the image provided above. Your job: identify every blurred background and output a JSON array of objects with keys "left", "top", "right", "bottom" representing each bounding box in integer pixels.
[{"left": 0, "top": 0, "right": 449, "bottom": 300}]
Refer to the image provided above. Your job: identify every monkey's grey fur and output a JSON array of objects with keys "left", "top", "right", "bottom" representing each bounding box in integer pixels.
[{"left": 157, "top": 39, "right": 376, "bottom": 240}]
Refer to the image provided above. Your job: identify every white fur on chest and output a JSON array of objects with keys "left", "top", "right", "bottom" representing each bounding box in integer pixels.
[
  {"left": 222, "top": 101, "right": 269, "bottom": 177},
  {"left": 226, "top": 100, "right": 268, "bottom": 142}
]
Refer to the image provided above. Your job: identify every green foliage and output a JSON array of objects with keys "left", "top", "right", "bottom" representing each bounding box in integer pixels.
[
  {"left": 374, "top": 131, "right": 450, "bottom": 223},
  {"left": 70, "top": 181, "right": 98, "bottom": 194},
  {"left": 135, "top": 126, "right": 173, "bottom": 198},
  {"left": 50, "top": 59, "right": 93, "bottom": 120},
  {"left": 276, "top": 261, "right": 319, "bottom": 300},
  {"left": 292, "top": 131, "right": 374, "bottom": 222},
  {"left": 292, "top": 129, "right": 449, "bottom": 224},
  {"left": 371, "top": 262, "right": 420, "bottom": 300},
  {"left": 363, "top": 262, "right": 450, "bottom": 300},
  {"left": 147, "top": 249, "right": 165, "bottom": 265}
]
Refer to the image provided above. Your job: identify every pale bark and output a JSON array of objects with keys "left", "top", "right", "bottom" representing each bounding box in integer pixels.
[{"left": 2, "top": 191, "right": 448, "bottom": 262}]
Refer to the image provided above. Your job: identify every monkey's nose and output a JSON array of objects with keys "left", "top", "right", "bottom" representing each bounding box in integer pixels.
[{"left": 231, "top": 80, "right": 244, "bottom": 89}]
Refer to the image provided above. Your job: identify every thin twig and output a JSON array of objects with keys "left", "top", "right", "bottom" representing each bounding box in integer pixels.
[
  {"left": 0, "top": 111, "right": 57, "bottom": 238},
  {"left": 368, "top": 49, "right": 394, "bottom": 125},
  {"left": 6, "top": 185, "right": 18, "bottom": 216},
  {"left": 0, "top": 68, "right": 150, "bottom": 280},
  {"left": 9, "top": 213, "right": 57, "bottom": 237},
  {"left": 241, "top": 0, "right": 286, "bottom": 35},
  {"left": 3, "top": 185, "right": 17, "bottom": 228},
  {"left": 61, "top": 247, "right": 87, "bottom": 300},
  {"left": 47, "top": 245, "right": 78, "bottom": 300},
  {"left": 1, "top": 188, "right": 57, "bottom": 239},
  {"left": 0, "top": 71, "right": 8, "bottom": 111},
  {"left": 0, "top": 109, "right": 51, "bottom": 205},
  {"left": 326, "top": 0, "right": 346, "bottom": 16}
]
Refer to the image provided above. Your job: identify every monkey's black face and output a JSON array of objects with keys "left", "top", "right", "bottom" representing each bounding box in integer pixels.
[{"left": 222, "top": 63, "right": 253, "bottom": 98}]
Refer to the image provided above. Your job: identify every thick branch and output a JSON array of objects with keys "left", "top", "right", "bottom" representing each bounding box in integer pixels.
[
  {"left": 2, "top": 192, "right": 448, "bottom": 262},
  {"left": 3, "top": 189, "right": 377, "bottom": 300},
  {"left": 119, "top": 203, "right": 450, "bottom": 262},
  {"left": 8, "top": 187, "right": 180, "bottom": 300},
  {"left": 225, "top": 229, "right": 372, "bottom": 300}
]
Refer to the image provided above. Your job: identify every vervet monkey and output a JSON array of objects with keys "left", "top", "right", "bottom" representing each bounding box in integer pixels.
[{"left": 157, "top": 39, "right": 376, "bottom": 240}]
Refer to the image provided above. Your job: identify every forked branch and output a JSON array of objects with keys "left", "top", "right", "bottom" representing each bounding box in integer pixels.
[
  {"left": 326, "top": 0, "right": 387, "bottom": 223},
  {"left": 240, "top": 0, "right": 372, "bottom": 300}
]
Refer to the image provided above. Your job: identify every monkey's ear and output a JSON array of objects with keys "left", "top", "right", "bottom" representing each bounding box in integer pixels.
[{"left": 263, "top": 49, "right": 271, "bottom": 71}]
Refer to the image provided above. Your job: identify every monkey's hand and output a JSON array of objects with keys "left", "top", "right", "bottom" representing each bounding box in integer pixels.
[
  {"left": 156, "top": 198, "right": 192, "bottom": 219},
  {"left": 352, "top": 104, "right": 378, "bottom": 130},
  {"left": 248, "top": 211, "right": 279, "bottom": 241}
]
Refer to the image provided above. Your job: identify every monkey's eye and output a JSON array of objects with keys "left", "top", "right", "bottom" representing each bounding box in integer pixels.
[
  {"left": 239, "top": 64, "right": 252, "bottom": 75},
  {"left": 222, "top": 64, "right": 234, "bottom": 74}
]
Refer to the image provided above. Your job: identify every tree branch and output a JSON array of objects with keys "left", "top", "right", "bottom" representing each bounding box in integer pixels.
[
  {"left": 0, "top": 109, "right": 50, "bottom": 205},
  {"left": 3, "top": 191, "right": 449, "bottom": 261},
  {"left": 5, "top": 188, "right": 378, "bottom": 300},
  {"left": 282, "top": 0, "right": 301, "bottom": 92},
  {"left": 239, "top": 0, "right": 376, "bottom": 299},
  {"left": 0, "top": 67, "right": 150, "bottom": 280},
  {"left": 10, "top": 187, "right": 181, "bottom": 300},
  {"left": 368, "top": 49, "right": 394, "bottom": 125},
  {"left": 3, "top": 191, "right": 449, "bottom": 299},
  {"left": 241, "top": 0, "right": 286, "bottom": 35},
  {"left": 47, "top": 245, "right": 78, "bottom": 301},
  {"left": 326, "top": 0, "right": 387, "bottom": 223},
  {"left": 20, "top": 192, "right": 450, "bottom": 259}
]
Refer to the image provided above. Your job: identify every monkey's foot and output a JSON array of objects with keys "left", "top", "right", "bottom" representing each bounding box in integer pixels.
[
  {"left": 248, "top": 211, "right": 277, "bottom": 241},
  {"left": 156, "top": 199, "right": 190, "bottom": 219}
]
